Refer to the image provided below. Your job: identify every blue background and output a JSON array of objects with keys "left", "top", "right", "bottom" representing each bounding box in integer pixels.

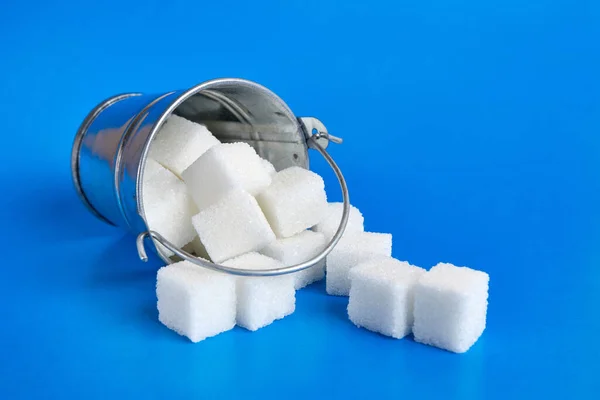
[{"left": 1, "top": 0, "right": 599, "bottom": 398}]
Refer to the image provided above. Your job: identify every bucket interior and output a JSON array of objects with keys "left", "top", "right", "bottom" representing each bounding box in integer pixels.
[
  {"left": 143, "top": 80, "right": 309, "bottom": 262},
  {"left": 171, "top": 81, "right": 308, "bottom": 171}
]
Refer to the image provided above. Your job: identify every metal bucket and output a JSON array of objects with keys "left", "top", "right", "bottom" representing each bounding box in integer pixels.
[{"left": 71, "top": 78, "right": 350, "bottom": 276}]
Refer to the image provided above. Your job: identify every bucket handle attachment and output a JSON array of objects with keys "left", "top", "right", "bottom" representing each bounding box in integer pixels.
[{"left": 136, "top": 122, "right": 349, "bottom": 277}]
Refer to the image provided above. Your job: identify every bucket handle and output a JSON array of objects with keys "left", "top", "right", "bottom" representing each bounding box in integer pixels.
[{"left": 136, "top": 126, "right": 349, "bottom": 277}]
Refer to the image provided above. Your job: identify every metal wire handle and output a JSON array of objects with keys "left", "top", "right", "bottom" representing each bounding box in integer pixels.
[{"left": 136, "top": 133, "right": 349, "bottom": 276}]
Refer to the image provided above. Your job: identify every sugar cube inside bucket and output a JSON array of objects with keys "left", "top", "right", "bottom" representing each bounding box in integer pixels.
[
  {"left": 191, "top": 189, "right": 276, "bottom": 263},
  {"left": 156, "top": 261, "right": 236, "bottom": 342},
  {"left": 413, "top": 263, "right": 489, "bottom": 353},
  {"left": 182, "top": 142, "right": 272, "bottom": 211},
  {"left": 326, "top": 231, "right": 393, "bottom": 296},
  {"left": 348, "top": 257, "right": 426, "bottom": 339},
  {"left": 223, "top": 253, "right": 296, "bottom": 331},
  {"left": 257, "top": 167, "right": 328, "bottom": 238},
  {"left": 149, "top": 115, "right": 220, "bottom": 177},
  {"left": 313, "top": 202, "right": 365, "bottom": 240},
  {"left": 142, "top": 159, "right": 198, "bottom": 257},
  {"left": 260, "top": 230, "right": 327, "bottom": 289},
  {"left": 261, "top": 158, "right": 277, "bottom": 177}
]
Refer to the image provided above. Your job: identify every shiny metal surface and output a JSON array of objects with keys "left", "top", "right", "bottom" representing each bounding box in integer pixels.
[
  {"left": 72, "top": 78, "right": 349, "bottom": 275},
  {"left": 71, "top": 92, "right": 142, "bottom": 225},
  {"left": 297, "top": 117, "right": 344, "bottom": 149},
  {"left": 174, "top": 81, "right": 309, "bottom": 172},
  {"left": 75, "top": 92, "right": 171, "bottom": 227}
]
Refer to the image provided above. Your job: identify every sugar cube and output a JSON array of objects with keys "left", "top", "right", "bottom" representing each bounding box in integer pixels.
[
  {"left": 182, "top": 142, "right": 272, "bottom": 211},
  {"left": 149, "top": 115, "right": 220, "bottom": 177},
  {"left": 143, "top": 156, "right": 167, "bottom": 181},
  {"left": 156, "top": 261, "right": 236, "bottom": 342},
  {"left": 222, "top": 253, "right": 295, "bottom": 331},
  {"left": 413, "top": 263, "right": 489, "bottom": 353},
  {"left": 191, "top": 189, "right": 275, "bottom": 263},
  {"left": 260, "top": 230, "right": 327, "bottom": 289},
  {"left": 348, "top": 257, "right": 426, "bottom": 338},
  {"left": 313, "top": 202, "right": 364, "bottom": 240},
  {"left": 261, "top": 158, "right": 277, "bottom": 177},
  {"left": 326, "top": 232, "right": 392, "bottom": 296},
  {"left": 256, "top": 167, "right": 328, "bottom": 238},
  {"left": 142, "top": 159, "right": 198, "bottom": 257}
]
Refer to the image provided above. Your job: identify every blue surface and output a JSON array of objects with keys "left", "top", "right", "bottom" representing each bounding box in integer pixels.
[{"left": 1, "top": 0, "right": 599, "bottom": 398}]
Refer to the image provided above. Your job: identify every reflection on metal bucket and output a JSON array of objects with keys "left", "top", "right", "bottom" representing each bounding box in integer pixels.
[{"left": 71, "top": 78, "right": 349, "bottom": 276}]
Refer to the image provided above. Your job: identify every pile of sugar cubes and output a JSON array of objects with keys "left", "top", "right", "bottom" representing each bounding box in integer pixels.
[{"left": 147, "top": 115, "right": 490, "bottom": 353}]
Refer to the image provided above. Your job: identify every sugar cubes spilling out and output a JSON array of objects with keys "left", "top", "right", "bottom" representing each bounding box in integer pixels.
[
  {"left": 260, "top": 230, "right": 327, "bottom": 289},
  {"left": 313, "top": 202, "right": 364, "bottom": 240},
  {"left": 149, "top": 115, "right": 220, "bottom": 177},
  {"left": 347, "top": 260, "right": 489, "bottom": 353},
  {"left": 326, "top": 232, "right": 392, "bottom": 296},
  {"left": 257, "top": 166, "right": 328, "bottom": 238},
  {"left": 146, "top": 114, "right": 490, "bottom": 353},
  {"left": 157, "top": 261, "right": 236, "bottom": 342},
  {"left": 182, "top": 142, "right": 272, "bottom": 211},
  {"left": 142, "top": 159, "right": 198, "bottom": 257},
  {"left": 348, "top": 257, "right": 426, "bottom": 339},
  {"left": 192, "top": 189, "right": 275, "bottom": 263},
  {"left": 146, "top": 114, "right": 330, "bottom": 339},
  {"left": 412, "top": 263, "right": 489, "bottom": 353},
  {"left": 223, "top": 253, "right": 295, "bottom": 331}
]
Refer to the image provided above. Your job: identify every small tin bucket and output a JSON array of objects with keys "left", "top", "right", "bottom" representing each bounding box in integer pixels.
[{"left": 71, "top": 78, "right": 350, "bottom": 276}]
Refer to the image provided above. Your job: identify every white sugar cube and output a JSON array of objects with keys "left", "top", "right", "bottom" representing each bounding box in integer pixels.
[
  {"left": 326, "top": 232, "right": 392, "bottom": 296},
  {"left": 313, "top": 202, "right": 365, "bottom": 240},
  {"left": 260, "top": 230, "right": 327, "bottom": 289},
  {"left": 182, "top": 142, "right": 272, "bottom": 211},
  {"left": 191, "top": 189, "right": 275, "bottom": 263},
  {"left": 413, "top": 263, "right": 489, "bottom": 353},
  {"left": 156, "top": 261, "right": 236, "bottom": 342},
  {"left": 257, "top": 167, "right": 328, "bottom": 238},
  {"left": 149, "top": 115, "right": 220, "bottom": 177},
  {"left": 142, "top": 159, "right": 198, "bottom": 257},
  {"left": 223, "top": 253, "right": 295, "bottom": 331},
  {"left": 348, "top": 258, "right": 426, "bottom": 338},
  {"left": 143, "top": 156, "right": 167, "bottom": 180},
  {"left": 261, "top": 158, "right": 277, "bottom": 177}
]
